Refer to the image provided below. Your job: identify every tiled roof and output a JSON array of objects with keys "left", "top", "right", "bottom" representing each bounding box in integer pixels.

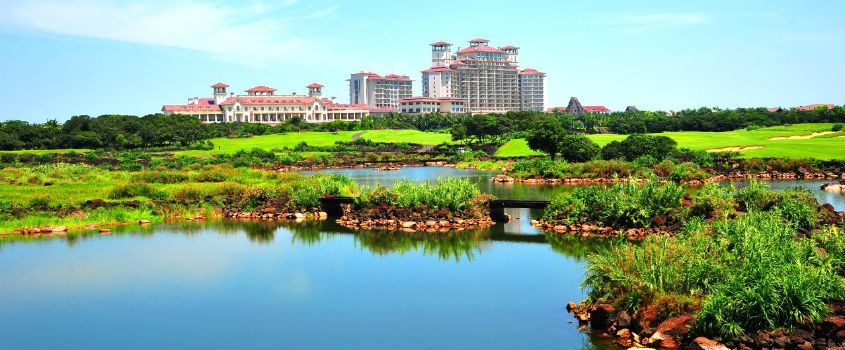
[
  {"left": 367, "top": 72, "right": 412, "bottom": 81},
  {"left": 422, "top": 65, "right": 453, "bottom": 73},
  {"left": 796, "top": 104, "right": 835, "bottom": 110},
  {"left": 519, "top": 68, "right": 545, "bottom": 75},
  {"left": 306, "top": 83, "right": 324, "bottom": 88},
  {"left": 162, "top": 98, "right": 220, "bottom": 111},
  {"left": 546, "top": 107, "right": 567, "bottom": 112},
  {"left": 469, "top": 38, "right": 489, "bottom": 43},
  {"left": 220, "top": 95, "right": 317, "bottom": 105},
  {"left": 584, "top": 106, "right": 610, "bottom": 112},
  {"left": 327, "top": 103, "right": 369, "bottom": 110},
  {"left": 499, "top": 45, "right": 519, "bottom": 50},
  {"left": 430, "top": 41, "right": 452, "bottom": 46},
  {"left": 456, "top": 45, "right": 504, "bottom": 54},
  {"left": 211, "top": 82, "right": 229, "bottom": 88},
  {"left": 245, "top": 85, "right": 277, "bottom": 92}
]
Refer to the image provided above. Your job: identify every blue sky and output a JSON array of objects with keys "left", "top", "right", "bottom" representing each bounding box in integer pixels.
[{"left": 0, "top": 0, "right": 842, "bottom": 123}]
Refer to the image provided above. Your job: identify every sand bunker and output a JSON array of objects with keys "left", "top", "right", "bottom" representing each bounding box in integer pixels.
[
  {"left": 707, "top": 145, "right": 764, "bottom": 153},
  {"left": 768, "top": 131, "right": 837, "bottom": 140}
]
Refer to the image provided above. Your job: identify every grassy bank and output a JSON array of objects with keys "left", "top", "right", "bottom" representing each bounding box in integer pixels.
[
  {"left": 496, "top": 123, "right": 845, "bottom": 159},
  {"left": 574, "top": 179, "right": 845, "bottom": 339}
]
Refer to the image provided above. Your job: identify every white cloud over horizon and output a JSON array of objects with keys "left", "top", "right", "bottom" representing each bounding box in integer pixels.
[{"left": 0, "top": 0, "right": 340, "bottom": 67}]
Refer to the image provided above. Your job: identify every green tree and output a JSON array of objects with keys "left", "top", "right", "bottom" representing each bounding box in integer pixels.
[
  {"left": 558, "top": 134, "right": 600, "bottom": 162},
  {"left": 526, "top": 119, "right": 566, "bottom": 159}
]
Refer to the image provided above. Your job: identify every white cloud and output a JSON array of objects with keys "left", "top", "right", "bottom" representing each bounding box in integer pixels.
[
  {"left": 611, "top": 13, "right": 711, "bottom": 32},
  {"left": 0, "top": 0, "right": 339, "bottom": 66}
]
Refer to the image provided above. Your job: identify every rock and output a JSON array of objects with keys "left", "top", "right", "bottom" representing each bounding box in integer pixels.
[
  {"left": 796, "top": 341, "right": 814, "bottom": 350},
  {"left": 616, "top": 310, "right": 631, "bottom": 328},
  {"left": 85, "top": 224, "right": 99, "bottom": 229},
  {"left": 688, "top": 337, "right": 729, "bottom": 350},
  {"left": 51, "top": 226, "right": 68, "bottom": 232},
  {"left": 616, "top": 328, "right": 633, "bottom": 347},
  {"left": 43, "top": 181, "right": 53, "bottom": 186},
  {"left": 820, "top": 315, "right": 845, "bottom": 337},
  {"left": 98, "top": 228, "right": 111, "bottom": 233},
  {"left": 530, "top": 220, "right": 539, "bottom": 226},
  {"left": 261, "top": 207, "right": 276, "bottom": 213},
  {"left": 318, "top": 212, "right": 328, "bottom": 219},
  {"left": 652, "top": 216, "right": 665, "bottom": 226},
  {"left": 139, "top": 219, "right": 152, "bottom": 224},
  {"left": 647, "top": 314, "right": 693, "bottom": 349},
  {"left": 294, "top": 212, "right": 305, "bottom": 219},
  {"left": 401, "top": 221, "right": 415, "bottom": 228},
  {"left": 590, "top": 303, "right": 616, "bottom": 330}
]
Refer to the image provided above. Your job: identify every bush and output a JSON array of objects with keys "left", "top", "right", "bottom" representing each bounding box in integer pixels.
[
  {"left": 289, "top": 175, "right": 358, "bottom": 209},
  {"left": 544, "top": 178, "right": 684, "bottom": 228},
  {"left": 667, "top": 162, "right": 709, "bottom": 182},
  {"left": 833, "top": 123, "right": 844, "bottom": 131},
  {"left": 585, "top": 212, "right": 844, "bottom": 338},
  {"left": 131, "top": 170, "right": 189, "bottom": 184},
  {"left": 558, "top": 134, "right": 600, "bottom": 162},
  {"left": 391, "top": 177, "right": 481, "bottom": 211},
  {"left": 602, "top": 134, "right": 677, "bottom": 161}
]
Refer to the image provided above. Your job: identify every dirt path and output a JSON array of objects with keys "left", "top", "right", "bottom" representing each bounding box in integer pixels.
[
  {"left": 768, "top": 131, "right": 837, "bottom": 140},
  {"left": 706, "top": 145, "right": 764, "bottom": 152},
  {"left": 417, "top": 144, "right": 436, "bottom": 153},
  {"left": 351, "top": 132, "right": 364, "bottom": 141}
]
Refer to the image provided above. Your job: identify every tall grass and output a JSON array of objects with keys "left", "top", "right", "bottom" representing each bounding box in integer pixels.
[
  {"left": 583, "top": 212, "right": 844, "bottom": 338},
  {"left": 360, "top": 177, "right": 481, "bottom": 211}
]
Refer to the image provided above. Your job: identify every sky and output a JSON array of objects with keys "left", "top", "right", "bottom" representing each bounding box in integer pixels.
[{"left": 0, "top": 0, "right": 843, "bottom": 123}]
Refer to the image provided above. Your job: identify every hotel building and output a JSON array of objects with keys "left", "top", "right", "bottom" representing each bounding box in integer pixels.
[
  {"left": 347, "top": 72, "right": 413, "bottom": 110},
  {"left": 162, "top": 83, "right": 369, "bottom": 124},
  {"left": 421, "top": 38, "right": 546, "bottom": 114},
  {"left": 399, "top": 96, "right": 466, "bottom": 115}
]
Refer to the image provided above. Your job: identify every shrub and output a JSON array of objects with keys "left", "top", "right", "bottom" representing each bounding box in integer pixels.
[
  {"left": 544, "top": 178, "right": 684, "bottom": 228},
  {"left": 174, "top": 185, "right": 207, "bottom": 202},
  {"left": 391, "top": 177, "right": 481, "bottom": 211},
  {"left": 833, "top": 123, "right": 844, "bottom": 131},
  {"left": 131, "top": 170, "right": 189, "bottom": 184},
  {"left": 768, "top": 188, "right": 819, "bottom": 230},
  {"left": 602, "top": 134, "right": 678, "bottom": 161},
  {"left": 690, "top": 183, "right": 735, "bottom": 219},
  {"left": 600, "top": 140, "right": 625, "bottom": 160},
  {"left": 815, "top": 226, "right": 845, "bottom": 275},
  {"left": 558, "top": 134, "right": 600, "bottom": 162},
  {"left": 359, "top": 185, "right": 398, "bottom": 207},
  {"left": 667, "top": 162, "right": 708, "bottom": 182},
  {"left": 633, "top": 155, "right": 658, "bottom": 168},
  {"left": 289, "top": 175, "right": 358, "bottom": 209},
  {"left": 28, "top": 193, "right": 52, "bottom": 208}
]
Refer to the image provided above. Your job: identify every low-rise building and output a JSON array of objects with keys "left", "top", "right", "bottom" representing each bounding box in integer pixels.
[
  {"left": 162, "top": 83, "right": 369, "bottom": 124},
  {"left": 796, "top": 104, "right": 835, "bottom": 111},
  {"left": 399, "top": 96, "right": 467, "bottom": 115}
]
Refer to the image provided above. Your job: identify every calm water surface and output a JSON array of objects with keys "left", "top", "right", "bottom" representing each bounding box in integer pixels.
[{"left": 1, "top": 166, "right": 842, "bottom": 349}]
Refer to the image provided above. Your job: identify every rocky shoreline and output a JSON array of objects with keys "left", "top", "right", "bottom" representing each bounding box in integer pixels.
[
  {"left": 492, "top": 169, "right": 844, "bottom": 186},
  {"left": 530, "top": 219, "right": 675, "bottom": 240},
  {"left": 567, "top": 300, "right": 845, "bottom": 350}
]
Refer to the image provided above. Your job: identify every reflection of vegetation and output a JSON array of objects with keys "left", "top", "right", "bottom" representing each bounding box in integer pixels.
[
  {"left": 237, "top": 221, "right": 282, "bottom": 243},
  {"left": 544, "top": 232, "right": 614, "bottom": 261},
  {"left": 288, "top": 221, "right": 341, "bottom": 246},
  {"left": 354, "top": 229, "right": 488, "bottom": 262}
]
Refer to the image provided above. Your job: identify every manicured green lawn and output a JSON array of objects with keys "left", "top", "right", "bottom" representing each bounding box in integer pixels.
[
  {"left": 495, "top": 123, "right": 845, "bottom": 160},
  {"left": 175, "top": 130, "right": 451, "bottom": 157},
  {"left": 357, "top": 129, "right": 451, "bottom": 145}
]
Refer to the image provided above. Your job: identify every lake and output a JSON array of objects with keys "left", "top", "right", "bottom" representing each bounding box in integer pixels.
[{"left": 1, "top": 166, "right": 842, "bottom": 348}]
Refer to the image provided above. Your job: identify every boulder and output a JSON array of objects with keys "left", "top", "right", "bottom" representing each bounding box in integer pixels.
[
  {"left": 51, "top": 226, "right": 68, "bottom": 232},
  {"left": 590, "top": 303, "right": 616, "bottom": 329},
  {"left": 98, "top": 228, "right": 111, "bottom": 233},
  {"left": 616, "top": 328, "right": 633, "bottom": 347},
  {"left": 820, "top": 315, "right": 845, "bottom": 337},
  {"left": 688, "top": 337, "right": 729, "bottom": 350},
  {"left": 616, "top": 310, "right": 632, "bottom": 328},
  {"left": 647, "top": 314, "right": 694, "bottom": 349},
  {"left": 138, "top": 219, "right": 152, "bottom": 224}
]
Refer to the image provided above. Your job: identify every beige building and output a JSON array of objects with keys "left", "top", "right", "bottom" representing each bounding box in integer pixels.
[
  {"left": 162, "top": 83, "right": 369, "bottom": 124},
  {"left": 399, "top": 97, "right": 466, "bottom": 115},
  {"left": 421, "top": 38, "right": 546, "bottom": 113},
  {"left": 347, "top": 72, "right": 413, "bottom": 110}
]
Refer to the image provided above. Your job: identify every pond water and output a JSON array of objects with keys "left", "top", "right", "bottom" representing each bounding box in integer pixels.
[{"left": 1, "top": 166, "right": 842, "bottom": 349}]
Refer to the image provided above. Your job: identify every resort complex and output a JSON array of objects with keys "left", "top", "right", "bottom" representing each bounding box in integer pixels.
[{"left": 162, "top": 83, "right": 369, "bottom": 124}]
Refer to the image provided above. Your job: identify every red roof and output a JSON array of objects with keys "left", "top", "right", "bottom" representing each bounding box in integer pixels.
[
  {"left": 245, "top": 85, "right": 277, "bottom": 92},
  {"left": 211, "top": 82, "right": 229, "bottom": 88},
  {"left": 499, "top": 45, "right": 519, "bottom": 50},
  {"left": 306, "top": 83, "right": 324, "bottom": 88},
  {"left": 546, "top": 107, "right": 567, "bottom": 113},
  {"left": 456, "top": 45, "right": 504, "bottom": 54},
  {"left": 367, "top": 72, "right": 411, "bottom": 81},
  {"left": 220, "top": 95, "right": 317, "bottom": 105},
  {"left": 519, "top": 68, "right": 545, "bottom": 75},
  {"left": 400, "top": 96, "right": 465, "bottom": 103},
  {"left": 163, "top": 98, "right": 219, "bottom": 112},
  {"left": 469, "top": 38, "right": 489, "bottom": 43},
  {"left": 584, "top": 106, "right": 610, "bottom": 113},
  {"left": 422, "top": 65, "right": 453, "bottom": 73},
  {"left": 430, "top": 41, "right": 451, "bottom": 46},
  {"left": 796, "top": 104, "right": 835, "bottom": 110}
]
